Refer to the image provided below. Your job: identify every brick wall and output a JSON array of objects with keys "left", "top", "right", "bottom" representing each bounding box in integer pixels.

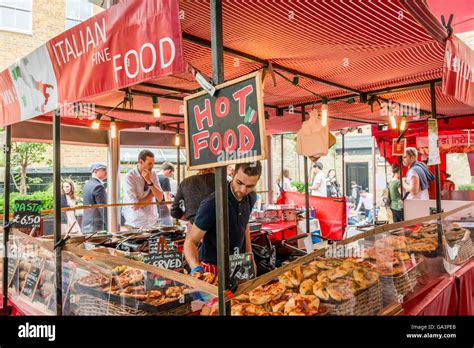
[{"left": 0, "top": 0, "right": 103, "bottom": 70}]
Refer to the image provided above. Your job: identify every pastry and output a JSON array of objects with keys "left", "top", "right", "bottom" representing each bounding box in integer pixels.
[
  {"left": 284, "top": 294, "right": 320, "bottom": 316},
  {"left": 249, "top": 282, "right": 286, "bottom": 305},
  {"left": 278, "top": 274, "right": 295, "bottom": 288},
  {"left": 302, "top": 265, "right": 318, "bottom": 279},
  {"left": 286, "top": 266, "right": 303, "bottom": 287},
  {"left": 299, "top": 279, "right": 315, "bottom": 295},
  {"left": 231, "top": 303, "right": 266, "bottom": 316},
  {"left": 312, "top": 281, "right": 330, "bottom": 301}
]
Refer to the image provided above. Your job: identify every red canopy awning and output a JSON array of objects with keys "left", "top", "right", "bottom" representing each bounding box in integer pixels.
[{"left": 1, "top": 0, "right": 473, "bottom": 134}]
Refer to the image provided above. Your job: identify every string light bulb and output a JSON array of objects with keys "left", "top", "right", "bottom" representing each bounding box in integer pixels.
[
  {"left": 175, "top": 134, "right": 180, "bottom": 147},
  {"left": 388, "top": 106, "right": 397, "bottom": 129},
  {"left": 152, "top": 96, "right": 161, "bottom": 118},
  {"left": 110, "top": 118, "right": 117, "bottom": 138},
  {"left": 91, "top": 113, "right": 102, "bottom": 130},
  {"left": 321, "top": 97, "right": 328, "bottom": 127},
  {"left": 400, "top": 114, "right": 407, "bottom": 131}
]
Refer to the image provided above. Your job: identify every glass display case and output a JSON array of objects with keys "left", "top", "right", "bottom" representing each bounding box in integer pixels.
[{"left": 1, "top": 203, "right": 471, "bottom": 316}]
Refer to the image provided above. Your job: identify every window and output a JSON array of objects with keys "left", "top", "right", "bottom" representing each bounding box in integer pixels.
[
  {"left": 0, "top": 0, "right": 32, "bottom": 34},
  {"left": 66, "top": 0, "right": 93, "bottom": 29}
]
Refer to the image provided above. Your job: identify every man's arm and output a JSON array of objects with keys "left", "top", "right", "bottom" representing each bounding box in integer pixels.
[
  {"left": 142, "top": 169, "right": 164, "bottom": 202},
  {"left": 355, "top": 199, "right": 363, "bottom": 212},
  {"left": 184, "top": 224, "right": 206, "bottom": 270}
]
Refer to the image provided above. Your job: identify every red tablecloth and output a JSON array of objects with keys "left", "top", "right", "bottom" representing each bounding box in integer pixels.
[
  {"left": 260, "top": 221, "right": 297, "bottom": 242},
  {"left": 454, "top": 259, "right": 473, "bottom": 316},
  {"left": 403, "top": 259, "right": 473, "bottom": 316}
]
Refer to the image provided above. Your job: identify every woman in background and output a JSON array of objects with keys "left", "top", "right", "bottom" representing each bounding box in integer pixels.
[
  {"left": 61, "top": 179, "right": 82, "bottom": 234},
  {"left": 326, "top": 169, "right": 341, "bottom": 198}
]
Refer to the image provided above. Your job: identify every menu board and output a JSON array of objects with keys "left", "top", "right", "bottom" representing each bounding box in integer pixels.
[
  {"left": 230, "top": 252, "right": 256, "bottom": 281},
  {"left": 144, "top": 250, "right": 184, "bottom": 290},
  {"left": 47, "top": 265, "right": 76, "bottom": 314},
  {"left": 21, "top": 256, "right": 44, "bottom": 299},
  {"left": 13, "top": 200, "right": 42, "bottom": 229}
]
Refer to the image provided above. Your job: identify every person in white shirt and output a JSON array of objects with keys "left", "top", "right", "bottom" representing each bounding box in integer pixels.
[
  {"left": 123, "top": 150, "right": 164, "bottom": 228},
  {"left": 356, "top": 190, "right": 374, "bottom": 223},
  {"left": 310, "top": 162, "right": 327, "bottom": 197},
  {"left": 402, "top": 147, "right": 432, "bottom": 200},
  {"left": 275, "top": 169, "right": 293, "bottom": 193}
]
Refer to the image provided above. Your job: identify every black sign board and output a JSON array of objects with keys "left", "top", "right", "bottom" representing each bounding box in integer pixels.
[
  {"left": 229, "top": 252, "right": 256, "bottom": 282},
  {"left": 13, "top": 200, "right": 42, "bottom": 229},
  {"left": 184, "top": 71, "right": 266, "bottom": 170},
  {"left": 21, "top": 256, "right": 44, "bottom": 299},
  {"left": 47, "top": 264, "right": 76, "bottom": 314},
  {"left": 144, "top": 250, "right": 184, "bottom": 290}
]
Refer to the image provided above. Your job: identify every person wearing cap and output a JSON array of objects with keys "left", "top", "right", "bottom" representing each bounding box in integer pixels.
[
  {"left": 310, "top": 162, "right": 327, "bottom": 197},
  {"left": 123, "top": 150, "right": 164, "bottom": 228},
  {"left": 82, "top": 163, "right": 108, "bottom": 233}
]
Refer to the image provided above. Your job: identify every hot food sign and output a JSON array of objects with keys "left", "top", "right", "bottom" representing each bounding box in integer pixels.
[{"left": 184, "top": 71, "right": 267, "bottom": 170}]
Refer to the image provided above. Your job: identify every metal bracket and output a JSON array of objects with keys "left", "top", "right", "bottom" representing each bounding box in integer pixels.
[{"left": 441, "top": 14, "right": 454, "bottom": 38}]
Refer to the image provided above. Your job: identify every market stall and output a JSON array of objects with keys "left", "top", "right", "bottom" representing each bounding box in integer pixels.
[{"left": 1, "top": 0, "right": 474, "bottom": 317}]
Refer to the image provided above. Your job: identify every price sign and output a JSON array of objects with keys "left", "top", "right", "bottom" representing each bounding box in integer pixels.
[
  {"left": 13, "top": 200, "right": 42, "bottom": 229},
  {"left": 21, "top": 256, "right": 45, "bottom": 299},
  {"left": 230, "top": 252, "right": 256, "bottom": 281},
  {"left": 392, "top": 139, "right": 406, "bottom": 157},
  {"left": 144, "top": 250, "right": 184, "bottom": 290}
]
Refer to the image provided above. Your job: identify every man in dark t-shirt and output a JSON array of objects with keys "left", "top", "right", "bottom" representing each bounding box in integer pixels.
[
  {"left": 184, "top": 161, "right": 262, "bottom": 275},
  {"left": 171, "top": 169, "right": 215, "bottom": 223},
  {"left": 158, "top": 162, "right": 174, "bottom": 224}
]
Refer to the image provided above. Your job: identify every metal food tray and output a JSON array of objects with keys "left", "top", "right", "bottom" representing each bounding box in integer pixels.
[{"left": 74, "top": 283, "right": 199, "bottom": 313}]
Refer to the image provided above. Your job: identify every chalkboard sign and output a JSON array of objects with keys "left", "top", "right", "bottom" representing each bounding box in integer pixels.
[
  {"left": 144, "top": 250, "right": 184, "bottom": 290},
  {"left": 148, "top": 236, "right": 172, "bottom": 254},
  {"left": 47, "top": 265, "right": 76, "bottom": 314},
  {"left": 21, "top": 256, "right": 44, "bottom": 299},
  {"left": 230, "top": 252, "right": 256, "bottom": 282},
  {"left": 13, "top": 200, "right": 42, "bottom": 229},
  {"left": 184, "top": 71, "right": 266, "bottom": 170}
]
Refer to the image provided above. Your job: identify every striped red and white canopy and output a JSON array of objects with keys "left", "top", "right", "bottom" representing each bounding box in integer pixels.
[{"left": 35, "top": 0, "right": 474, "bottom": 133}]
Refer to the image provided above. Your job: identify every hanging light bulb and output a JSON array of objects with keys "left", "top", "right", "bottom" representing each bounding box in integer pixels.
[
  {"left": 321, "top": 97, "right": 328, "bottom": 127},
  {"left": 91, "top": 113, "right": 102, "bottom": 130},
  {"left": 388, "top": 106, "right": 397, "bottom": 129},
  {"left": 175, "top": 133, "right": 180, "bottom": 147},
  {"left": 152, "top": 96, "right": 161, "bottom": 118},
  {"left": 110, "top": 118, "right": 117, "bottom": 138},
  {"left": 400, "top": 114, "right": 407, "bottom": 131}
]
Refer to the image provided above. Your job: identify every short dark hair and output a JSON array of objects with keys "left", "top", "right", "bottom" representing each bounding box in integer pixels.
[
  {"left": 392, "top": 164, "right": 400, "bottom": 174},
  {"left": 161, "top": 162, "right": 175, "bottom": 172},
  {"left": 138, "top": 150, "right": 154, "bottom": 162},
  {"left": 235, "top": 161, "right": 262, "bottom": 178}
]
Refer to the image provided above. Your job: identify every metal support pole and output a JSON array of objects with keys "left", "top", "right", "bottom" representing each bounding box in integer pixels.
[
  {"left": 341, "top": 133, "right": 345, "bottom": 197},
  {"left": 430, "top": 82, "right": 443, "bottom": 256},
  {"left": 266, "top": 135, "right": 273, "bottom": 204},
  {"left": 2, "top": 126, "right": 12, "bottom": 315},
  {"left": 176, "top": 125, "right": 181, "bottom": 184},
  {"left": 372, "top": 137, "right": 377, "bottom": 225},
  {"left": 398, "top": 128, "right": 405, "bottom": 221},
  {"left": 302, "top": 106, "right": 310, "bottom": 234},
  {"left": 280, "top": 134, "right": 284, "bottom": 192},
  {"left": 107, "top": 130, "right": 120, "bottom": 233},
  {"left": 210, "top": 0, "right": 230, "bottom": 316},
  {"left": 53, "top": 109, "right": 63, "bottom": 315}
]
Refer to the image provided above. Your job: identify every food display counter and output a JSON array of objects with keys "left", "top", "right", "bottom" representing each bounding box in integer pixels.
[{"left": 1, "top": 202, "right": 472, "bottom": 316}]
